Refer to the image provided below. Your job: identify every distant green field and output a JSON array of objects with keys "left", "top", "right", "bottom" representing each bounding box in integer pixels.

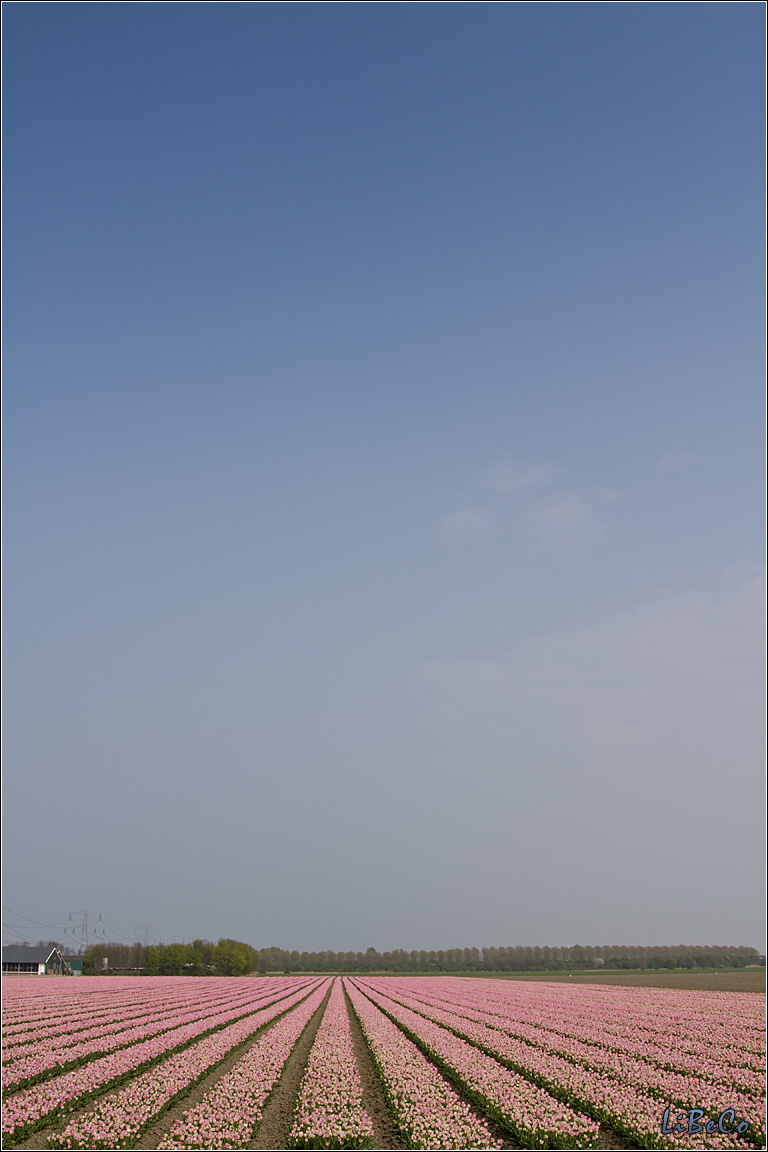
[
  {"left": 262, "top": 968, "right": 765, "bottom": 992},
  {"left": 456, "top": 968, "right": 766, "bottom": 993}
]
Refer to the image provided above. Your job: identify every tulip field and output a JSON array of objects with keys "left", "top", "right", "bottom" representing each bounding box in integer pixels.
[{"left": 2, "top": 974, "right": 765, "bottom": 1150}]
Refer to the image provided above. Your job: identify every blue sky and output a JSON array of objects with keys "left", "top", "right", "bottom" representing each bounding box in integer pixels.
[{"left": 3, "top": 2, "right": 764, "bottom": 953}]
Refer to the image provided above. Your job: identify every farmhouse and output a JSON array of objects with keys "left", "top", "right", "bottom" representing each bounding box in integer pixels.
[{"left": 2, "top": 944, "right": 69, "bottom": 974}]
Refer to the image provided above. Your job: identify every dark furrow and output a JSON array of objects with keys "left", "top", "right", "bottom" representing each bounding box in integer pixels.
[
  {"left": 133, "top": 991, "right": 316, "bottom": 1152},
  {"left": 8, "top": 980, "right": 661, "bottom": 1152},
  {"left": 596, "top": 1125, "right": 639, "bottom": 1149},
  {"left": 12, "top": 983, "right": 324, "bottom": 1152},
  {"left": 135, "top": 1029, "right": 263, "bottom": 1149},
  {"left": 13, "top": 1068, "right": 159, "bottom": 1152},
  {"left": 247, "top": 982, "right": 333, "bottom": 1150},
  {"left": 342, "top": 979, "right": 406, "bottom": 1150},
  {"left": 4, "top": 983, "right": 310, "bottom": 1101},
  {"left": 352, "top": 981, "right": 644, "bottom": 1151},
  {"left": 346, "top": 979, "right": 522, "bottom": 1151}
]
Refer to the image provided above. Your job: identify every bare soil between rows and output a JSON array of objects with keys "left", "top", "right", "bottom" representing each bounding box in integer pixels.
[
  {"left": 247, "top": 982, "right": 331, "bottom": 1150},
  {"left": 342, "top": 981, "right": 407, "bottom": 1150},
  {"left": 347, "top": 979, "right": 643, "bottom": 1152},
  {"left": 13, "top": 983, "right": 332, "bottom": 1152},
  {"left": 7, "top": 976, "right": 752, "bottom": 1151}
]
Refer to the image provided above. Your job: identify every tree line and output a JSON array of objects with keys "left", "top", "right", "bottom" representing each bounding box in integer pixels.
[
  {"left": 77, "top": 938, "right": 257, "bottom": 975},
  {"left": 251, "top": 944, "right": 763, "bottom": 973},
  {"left": 68, "top": 940, "right": 763, "bottom": 975}
]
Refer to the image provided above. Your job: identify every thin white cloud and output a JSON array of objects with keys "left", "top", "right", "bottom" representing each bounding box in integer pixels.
[
  {"left": 399, "top": 568, "right": 765, "bottom": 944},
  {"left": 440, "top": 459, "right": 613, "bottom": 550},
  {"left": 437, "top": 507, "right": 493, "bottom": 538},
  {"left": 527, "top": 488, "right": 610, "bottom": 548},
  {"left": 411, "top": 569, "right": 765, "bottom": 777},
  {"left": 655, "top": 451, "right": 697, "bottom": 475},
  {"left": 477, "top": 461, "right": 558, "bottom": 494}
]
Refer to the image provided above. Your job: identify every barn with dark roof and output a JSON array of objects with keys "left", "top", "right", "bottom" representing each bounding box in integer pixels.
[{"left": 2, "top": 944, "right": 69, "bottom": 974}]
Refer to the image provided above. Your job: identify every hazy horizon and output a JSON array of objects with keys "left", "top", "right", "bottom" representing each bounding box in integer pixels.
[
  {"left": 3, "top": 3, "right": 764, "bottom": 955},
  {"left": 4, "top": 931, "right": 763, "bottom": 960}
]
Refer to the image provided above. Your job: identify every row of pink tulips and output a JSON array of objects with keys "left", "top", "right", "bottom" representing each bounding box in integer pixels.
[
  {"left": 360, "top": 980, "right": 761, "bottom": 1150},
  {"left": 352, "top": 980, "right": 600, "bottom": 1149},
  {"left": 4, "top": 976, "right": 304, "bottom": 1034},
  {"left": 2, "top": 979, "right": 320, "bottom": 1143},
  {"left": 2, "top": 975, "right": 296, "bottom": 1027},
  {"left": 345, "top": 978, "right": 500, "bottom": 1150},
  {"left": 4, "top": 974, "right": 763, "bottom": 1152},
  {"left": 441, "top": 978, "right": 764, "bottom": 1038},
  {"left": 392, "top": 980, "right": 765, "bottom": 1142},
  {"left": 374, "top": 981, "right": 766, "bottom": 1133},
  {"left": 497, "top": 982, "right": 762, "bottom": 1051},
  {"left": 5, "top": 997, "right": 191, "bottom": 1051},
  {"left": 157, "top": 980, "right": 332, "bottom": 1150},
  {"left": 4, "top": 980, "right": 287, "bottom": 1050},
  {"left": 47, "top": 981, "right": 326, "bottom": 1150},
  {"left": 393, "top": 981, "right": 765, "bottom": 1094},
  {"left": 2, "top": 977, "right": 193, "bottom": 1026},
  {"left": 3, "top": 979, "right": 314, "bottom": 1092},
  {"left": 3, "top": 988, "right": 162, "bottom": 1036},
  {"left": 287, "top": 979, "right": 374, "bottom": 1149},
  {"left": 4, "top": 982, "right": 298, "bottom": 1078},
  {"left": 414, "top": 979, "right": 765, "bottom": 1068}
]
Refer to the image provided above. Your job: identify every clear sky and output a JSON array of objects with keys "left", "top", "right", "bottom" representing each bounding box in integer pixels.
[{"left": 3, "top": 2, "right": 764, "bottom": 954}]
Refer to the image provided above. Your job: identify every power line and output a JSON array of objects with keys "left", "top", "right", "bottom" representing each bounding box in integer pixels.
[
  {"left": 135, "top": 926, "right": 159, "bottom": 947},
  {"left": 2, "top": 895, "right": 57, "bottom": 917},
  {"left": 7, "top": 896, "right": 85, "bottom": 921},
  {"left": 100, "top": 919, "right": 140, "bottom": 943},
  {"left": 1, "top": 924, "right": 64, "bottom": 944},
  {"left": 2, "top": 901, "right": 160, "bottom": 950},
  {"left": 2, "top": 906, "right": 70, "bottom": 930},
  {"left": 2, "top": 923, "right": 40, "bottom": 941}
]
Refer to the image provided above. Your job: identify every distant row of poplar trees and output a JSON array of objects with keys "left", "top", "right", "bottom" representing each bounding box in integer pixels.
[{"left": 71, "top": 940, "right": 763, "bottom": 975}]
